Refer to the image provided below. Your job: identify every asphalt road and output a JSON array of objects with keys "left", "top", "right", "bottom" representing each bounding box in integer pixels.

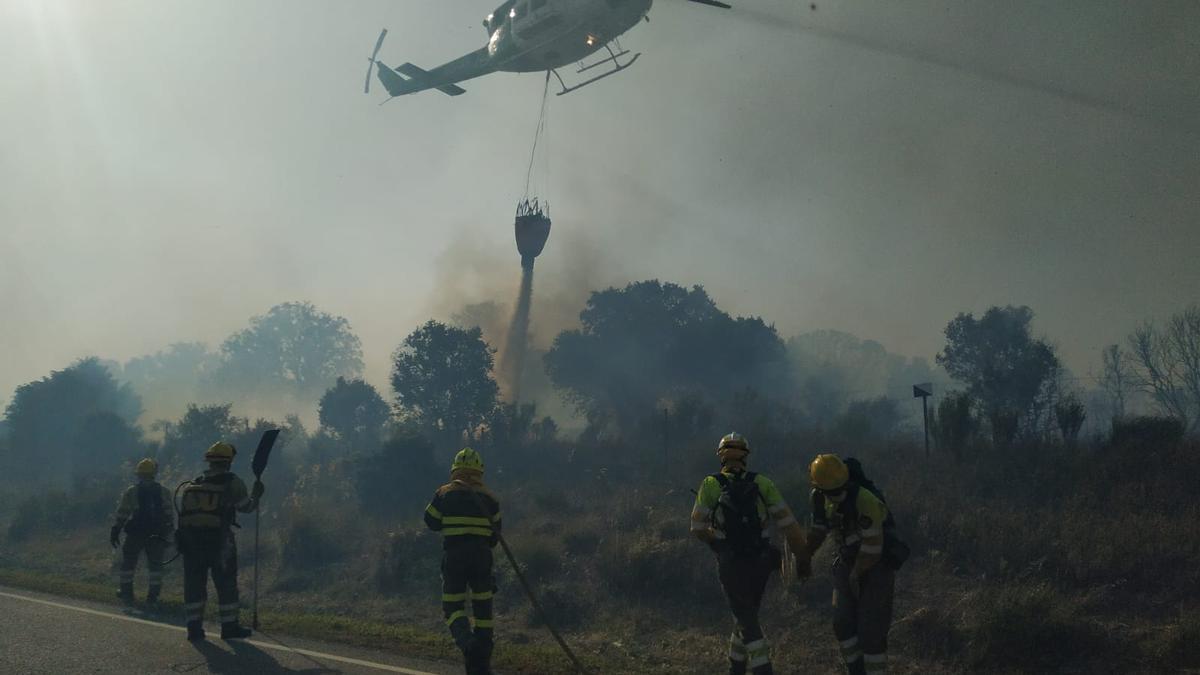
[{"left": 0, "top": 586, "right": 462, "bottom": 675}]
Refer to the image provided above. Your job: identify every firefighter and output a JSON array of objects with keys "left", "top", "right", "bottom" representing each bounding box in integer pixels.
[
  {"left": 799, "top": 453, "right": 895, "bottom": 675},
  {"left": 424, "top": 448, "right": 502, "bottom": 675},
  {"left": 176, "top": 441, "right": 264, "bottom": 641},
  {"left": 110, "top": 458, "right": 174, "bottom": 605},
  {"left": 690, "top": 433, "right": 808, "bottom": 675}
]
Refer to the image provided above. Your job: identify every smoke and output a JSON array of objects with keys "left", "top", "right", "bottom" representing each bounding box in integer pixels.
[{"left": 498, "top": 266, "right": 535, "bottom": 402}]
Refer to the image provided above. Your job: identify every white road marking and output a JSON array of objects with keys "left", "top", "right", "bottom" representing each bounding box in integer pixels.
[{"left": 0, "top": 589, "right": 438, "bottom": 675}]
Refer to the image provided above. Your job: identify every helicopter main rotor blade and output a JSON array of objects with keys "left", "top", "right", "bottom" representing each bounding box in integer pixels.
[
  {"left": 364, "top": 28, "right": 388, "bottom": 94},
  {"left": 686, "top": 0, "right": 732, "bottom": 7}
]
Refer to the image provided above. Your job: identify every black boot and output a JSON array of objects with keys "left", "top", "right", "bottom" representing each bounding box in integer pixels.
[
  {"left": 186, "top": 621, "right": 206, "bottom": 641},
  {"left": 221, "top": 622, "right": 252, "bottom": 640},
  {"left": 467, "top": 637, "right": 494, "bottom": 675},
  {"left": 728, "top": 659, "right": 748, "bottom": 675},
  {"left": 146, "top": 587, "right": 160, "bottom": 605},
  {"left": 751, "top": 663, "right": 775, "bottom": 675},
  {"left": 117, "top": 583, "right": 134, "bottom": 605}
]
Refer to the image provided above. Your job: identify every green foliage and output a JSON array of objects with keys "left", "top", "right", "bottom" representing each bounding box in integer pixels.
[
  {"left": 544, "top": 281, "right": 787, "bottom": 438},
  {"left": 936, "top": 306, "right": 1060, "bottom": 439},
  {"left": 932, "top": 390, "right": 976, "bottom": 459},
  {"left": 3, "top": 357, "right": 143, "bottom": 482},
  {"left": 1110, "top": 414, "right": 1185, "bottom": 447},
  {"left": 354, "top": 433, "right": 440, "bottom": 518},
  {"left": 390, "top": 320, "right": 499, "bottom": 443},
  {"left": 161, "top": 403, "right": 249, "bottom": 467},
  {"left": 216, "top": 301, "right": 364, "bottom": 403},
  {"left": 318, "top": 376, "right": 390, "bottom": 453},
  {"left": 7, "top": 472, "right": 126, "bottom": 542},
  {"left": 121, "top": 342, "right": 218, "bottom": 421},
  {"left": 834, "top": 396, "right": 903, "bottom": 442},
  {"left": 278, "top": 511, "right": 345, "bottom": 571},
  {"left": 1054, "top": 392, "right": 1087, "bottom": 445}
]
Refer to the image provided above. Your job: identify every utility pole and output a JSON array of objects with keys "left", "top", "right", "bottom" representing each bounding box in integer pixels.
[{"left": 913, "top": 383, "right": 933, "bottom": 458}]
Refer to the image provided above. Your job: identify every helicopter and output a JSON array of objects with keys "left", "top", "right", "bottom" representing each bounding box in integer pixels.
[{"left": 363, "top": 0, "right": 730, "bottom": 99}]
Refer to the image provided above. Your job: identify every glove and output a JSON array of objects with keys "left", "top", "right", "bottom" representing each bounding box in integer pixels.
[
  {"left": 110, "top": 525, "right": 121, "bottom": 549},
  {"left": 251, "top": 480, "right": 265, "bottom": 500}
]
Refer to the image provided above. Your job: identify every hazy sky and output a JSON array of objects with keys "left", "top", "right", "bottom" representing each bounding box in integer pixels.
[{"left": 2, "top": 0, "right": 1198, "bottom": 411}]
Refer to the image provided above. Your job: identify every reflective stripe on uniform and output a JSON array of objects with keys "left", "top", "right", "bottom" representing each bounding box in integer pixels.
[
  {"left": 861, "top": 526, "right": 883, "bottom": 538},
  {"left": 441, "top": 516, "right": 492, "bottom": 527},
  {"left": 728, "top": 631, "right": 747, "bottom": 661},
  {"left": 445, "top": 610, "right": 468, "bottom": 626},
  {"left": 442, "top": 592, "right": 468, "bottom": 602},
  {"left": 840, "top": 636, "right": 862, "bottom": 663},
  {"left": 745, "top": 638, "right": 770, "bottom": 667},
  {"left": 843, "top": 533, "right": 862, "bottom": 545},
  {"left": 864, "top": 652, "right": 887, "bottom": 673},
  {"left": 185, "top": 601, "right": 205, "bottom": 620},
  {"left": 774, "top": 514, "right": 797, "bottom": 527},
  {"left": 471, "top": 591, "right": 494, "bottom": 600},
  {"left": 218, "top": 602, "right": 239, "bottom": 622},
  {"left": 490, "top": 512, "right": 502, "bottom": 523},
  {"left": 474, "top": 619, "right": 495, "bottom": 628},
  {"left": 442, "top": 526, "right": 493, "bottom": 537},
  {"left": 425, "top": 504, "right": 442, "bottom": 520}
]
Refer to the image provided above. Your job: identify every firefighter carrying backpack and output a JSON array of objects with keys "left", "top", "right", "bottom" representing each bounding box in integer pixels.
[
  {"left": 844, "top": 457, "right": 911, "bottom": 571},
  {"left": 712, "top": 471, "right": 769, "bottom": 558},
  {"left": 178, "top": 473, "right": 235, "bottom": 529},
  {"left": 125, "top": 482, "right": 165, "bottom": 536}
]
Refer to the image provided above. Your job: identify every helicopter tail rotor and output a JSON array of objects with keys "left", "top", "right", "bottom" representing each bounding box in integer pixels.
[{"left": 364, "top": 29, "right": 388, "bottom": 94}]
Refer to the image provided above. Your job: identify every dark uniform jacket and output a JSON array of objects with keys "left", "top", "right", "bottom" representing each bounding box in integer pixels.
[{"left": 424, "top": 480, "right": 502, "bottom": 549}]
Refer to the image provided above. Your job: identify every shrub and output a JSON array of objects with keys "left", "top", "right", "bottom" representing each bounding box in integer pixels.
[
  {"left": 372, "top": 528, "right": 441, "bottom": 592},
  {"left": 966, "top": 584, "right": 1106, "bottom": 670},
  {"left": 1157, "top": 610, "right": 1200, "bottom": 669},
  {"left": 1110, "top": 415, "right": 1185, "bottom": 447},
  {"left": 278, "top": 512, "right": 345, "bottom": 571}
]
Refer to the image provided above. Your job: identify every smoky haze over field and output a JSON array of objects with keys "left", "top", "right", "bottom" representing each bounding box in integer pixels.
[{"left": 1, "top": 0, "right": 1199, "bottom": 419}]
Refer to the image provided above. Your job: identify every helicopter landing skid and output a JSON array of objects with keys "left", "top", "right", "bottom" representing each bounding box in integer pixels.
[{"left": 551, "top": 43, "right": 640, "bottom": 95}]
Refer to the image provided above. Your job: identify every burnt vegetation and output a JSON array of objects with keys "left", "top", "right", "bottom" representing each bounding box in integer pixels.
[{"left": 1, "top": 291, "right": 1199, "bottom": 672}]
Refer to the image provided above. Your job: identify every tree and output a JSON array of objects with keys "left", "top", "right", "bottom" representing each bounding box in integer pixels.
[
  {"left": 3, "top": 358, "right": 143, "bottom": 483},
  {"left": 355, "top": 433, "right": 440, "bottom": 517},
  {"left": 1127, "top": 305, "right": 1200, "bottom": 433},
  {"left": 1098, "top": 344, "right": 1136, "bottom": 422},
  {"left": 318, "top": 377, "right": 390, "bottom": 453},
  {"left": 215, "top": 302, "right": 364, "bottom": 404},
  {"left": 1054, "top": 392, "right": 1087, "bottom": 446},
  {"left": 936, "top": 306, "right": 1060, "bottom": 440},
  {"left": 933, "top": 390, "right": 976, "bottom": 460},
  {"left": 160, "top": 403, "right": 250, "bottom": 468},
  {"left": 391, "top": 320, "right": 499, "bottom": 444},
  {"left": 122, "top": 342, "right": 219, "bottom": 422},
  {"left": 544, "top": 281, "right": 788, "bottom": 436}
]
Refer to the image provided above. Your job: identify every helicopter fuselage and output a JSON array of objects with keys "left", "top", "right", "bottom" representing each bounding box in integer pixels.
[{"left": 484, "top": 0, "right": 653, "bottom": 72}]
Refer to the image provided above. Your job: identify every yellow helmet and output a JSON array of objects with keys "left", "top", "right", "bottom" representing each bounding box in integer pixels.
[
  {"left": 451, "top": 447, "right": 484, "bottom": 473},
  {"left": 135, "top": 458, "right": 158, "bottom": 477},
  {"left": 204, "top": 441, "right": 237, "bottom": 462},
  {"left": 810, "top": 453, "right": 849, "bottom": 491},
  {"left": 717, "top": 432, "right": 750, "bottom": 453}
]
